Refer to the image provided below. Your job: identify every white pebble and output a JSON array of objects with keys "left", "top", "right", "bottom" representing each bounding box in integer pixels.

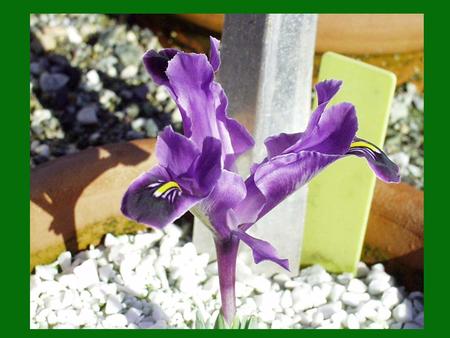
[
  {"left": 393, "top": 300, "right": 414, "bottom": 323},
  {"left": 317, "top": 302, "right": 342, "bottom": 319},
  {"left": 103, "top": 314, "right": 128, "bottom": 328},
  {"left": 35, "top": 265, "right": 57, "bottom": 281},
  {"left": 57, "top": 251, "right": 72, "bottom": 272},
  {"left": 368, "top": 279, "right": 391, "bottom": 295},
  {"left": 382, "top": 287, "right": 403, "bottom": 309},
  {"left": 345, "top": 314, "right": 360, "bottom": 329},
  {"left": 105, "top": 295, "right": 123, "bottom": 314},
  {"left": 356, "top": 262, "right": 370, "bottom": 278},
  {"left": 347, "top": 279, "right": 367, "bottom": 293},
  {"left": 341, "top": 292, "right": 370, "bottom": 307},
  {"left": 329, "top": 283, "right": 346, "bottom": 302},
  {"left": 73, "top": 259, "right": 99, "bottom": 288}
]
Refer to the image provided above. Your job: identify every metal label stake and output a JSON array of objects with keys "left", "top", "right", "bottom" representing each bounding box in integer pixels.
[{"left": 193, "top": 14, "right": 318, "bottom": 275}]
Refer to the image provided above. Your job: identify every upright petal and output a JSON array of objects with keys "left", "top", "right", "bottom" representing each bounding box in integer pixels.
[
  {"left": 142, "top": 49, "right": 178, "bottom": 86},
  {"left": 264, "top": 132, "right": 303, "bottom": 159},
  {"left": 188, "top": 137, "right": 223, "bottom": 196},
  {"left": 304, "top": 80, "right": 343, "bottom": 134},
  {"left": 215, "top": 85, "right": 254, "bottom": 168},
  {"left": 262, "top": 80, "right": 346, "bottom": 159},
  {"left": 166, "top": 52, "right": 218, "bottom": 145},
  {"left": 121, "top": 166, "right": 201, "bottom": 229},
  {"left": 156, "top": 126, "right": 199, "bottom": 177},
  {"left": 316, "top": 79, "right": 342, "bottom": 105},
  {"left": 289, "top": 102, "right": 358, "bottom": 155},
  {"left": 209, "top": 36, "right": 221, "bottom": 72},
  {"left": 166, "top": 52, "right": 253, "bottom": 168},
  {"left": 233, "top": 229, "right": 289, "bottom": 270},
  {"left": 347, "top": 137, "right": 400, "bottom": 183}
]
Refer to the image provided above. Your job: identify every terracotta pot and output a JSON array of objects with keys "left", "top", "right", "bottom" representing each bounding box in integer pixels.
[
  {"left": 30, "top": 139, "right": 423, "bottom": 290},
  {"left": 177, "top": 14, "right": 423, "bottom": 54}
]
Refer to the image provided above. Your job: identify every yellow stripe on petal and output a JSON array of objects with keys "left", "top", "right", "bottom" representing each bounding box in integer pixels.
[
  {"left": 153, "top": 181, "right": 181, "bottom": 198},
  {"left": 350, "top": 141, "right": 380, "bottom": 153}
]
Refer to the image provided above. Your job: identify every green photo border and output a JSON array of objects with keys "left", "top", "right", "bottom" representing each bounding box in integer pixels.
[{"left": 5, "top": 0, "right": 437, "bottom": 336}]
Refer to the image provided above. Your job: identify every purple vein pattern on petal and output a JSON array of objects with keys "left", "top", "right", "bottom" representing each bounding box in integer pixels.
[
  {"left": 263, "top": 80, "right": 347, "bottom": 159},
  {"left": 253, "top": 151, "right": 339, "bottom": 221},
  {"left": 290, "top": 102, "right": 358, "bottom": 155},
  {"left": 121, "top": 166, "right": 201, "bottom": 229},
  {"left": 209, "top": 36, "right": 221, "bottom": 72},
  {"left": 165, "top": 52, "right": 253, "bottom": 168},
  {"left": 233, "top": 229, "right": 289, "bottom": 270},
  {"left": 121, "top": 129, "right": 222, "bottom": 229},
  {"left": 347, "top": 137, "right": 400, "bottom": 183},
  {"left": 264, "top": 132, "right": 303, "bottom": 159}
]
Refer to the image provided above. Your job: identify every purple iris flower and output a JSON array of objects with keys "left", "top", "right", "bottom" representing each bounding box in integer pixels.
[{"left": 121, "top": 37, "right": 400, "bottom": 324}]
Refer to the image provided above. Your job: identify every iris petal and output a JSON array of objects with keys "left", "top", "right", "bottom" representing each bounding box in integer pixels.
[
  {"left": 156, "top": 126, "right": 199, "bottom": 177},
  {"left": 253, "top": 151, "right": 338, "bottom": 220},
  {"left": 209, "top": 36, "right": 221, "bottom": 72},
  {"left": 347, "top": 137, "right": 400, "bottom": 183},
  {"left": 234, "top": 229, "right": 289, "bottom": 270},
  {"left": 121, "top": 166, "right": 201, "bottom": 229},
  {"left": 196, "top": 170, "right": 247, "bottom": 239}
]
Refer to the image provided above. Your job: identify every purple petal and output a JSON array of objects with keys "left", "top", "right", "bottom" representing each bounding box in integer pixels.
[
  {"left": 234, "top": 229, "right": 289, "bottom": 270},
  {"left": 121, "top": 166, "right": 200, "bottom": 229},
  {"left": 347, "top": 137, "right": 400, "bottom": 183},
  {"left": 233, "top": 176, "right": 266, "bottom": 231},
  {"left": 209, "top": 36, "right": 221, "bottom": 72},
  {"left": 316, "top": 79, "right": 342, "bottom": 105},
  {"left": 156, "top": 126, "right": 199, "bottom": 177},
  {"left": 264, "top": 132, "right": 303, "bottom": 159},
  {"left": 166, "top": 53, "right": 218, "bottom": 144},
  {"left": 197, "top": 170, "right": 246, "bottom": 238},
  {"left": 188, "top": 137, "right": 223, "bottom": 196},
  {"left": 215, "top": 85, "right": 254, "bottom": 169},
  {"left": 302, "top": 80, "right": 343, "bottom": 137},
  {"left": 262, "top": 80, "right": 350, "bottom": 159},
  {"left": 289, "top": 102, "right": 358, "bottom": 155},
  {"left": 253, "top": 151, "right": 339, "bottom": 219},
  {"left": 166, "top": 52, "right": 253, "bottom": 168},
  {"left": 142, "top": 49, "right": 178, "bottom": 86}
]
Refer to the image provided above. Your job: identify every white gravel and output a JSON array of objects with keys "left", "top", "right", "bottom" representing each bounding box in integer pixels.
[{"left": 30, "top": 225, "right": 424, "bottom": 329}]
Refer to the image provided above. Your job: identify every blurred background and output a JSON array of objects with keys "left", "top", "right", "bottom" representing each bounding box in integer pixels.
[{"left": 30, "top": 14, "right": 423, "bottom": 190}]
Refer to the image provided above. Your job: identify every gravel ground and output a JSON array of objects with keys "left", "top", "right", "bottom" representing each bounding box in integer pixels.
[
  {"left": 30, "top": 14, "right": 424, "bottom": 190},
  {"left": 30, "top": 14, "right": 181, "bottom": 167},
  {"left": 30, "top": 225, "right": 423, "bottom": 329},
  {"left": 385, "top": 83, "right": 424, "bottom": 190}
]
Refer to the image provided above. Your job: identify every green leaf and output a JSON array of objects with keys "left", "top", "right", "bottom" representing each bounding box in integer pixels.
[
  {"left": 243, "top": 316, "right": 256, "bottom": 329},
  {"left": 214, "top": 312, "right": 227, "bottom": 329},
  {"left": 194, "top": 310, "right": 206, "bottom": 329},
  {"left": 231, "top": 317, "right": 241, "bottom": 329}
]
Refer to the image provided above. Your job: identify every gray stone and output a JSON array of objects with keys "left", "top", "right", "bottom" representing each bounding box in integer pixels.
[
  {"left": 39, "top": 73, "right": 69, "bottom": 91},
  {"left": 76, "top": 105, "right": 98, "bottom": 125}
]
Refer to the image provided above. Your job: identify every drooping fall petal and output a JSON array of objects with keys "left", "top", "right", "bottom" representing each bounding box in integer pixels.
[
  {"left": 121, "top": 165, "right": 201, "bottom": 228},
  {"left": 121, "top": 129, "right": 222, "bottom": 229},
  {"left": 347, "top": 137, "right": 400, "bottom": 183},
  {"left": 233, "top": 229, "right": 289, "bottom": 270}
]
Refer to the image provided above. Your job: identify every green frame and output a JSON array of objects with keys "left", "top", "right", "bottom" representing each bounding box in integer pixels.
[{"left": 7, "top": 0, "right": 438, "bottom": 336}]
